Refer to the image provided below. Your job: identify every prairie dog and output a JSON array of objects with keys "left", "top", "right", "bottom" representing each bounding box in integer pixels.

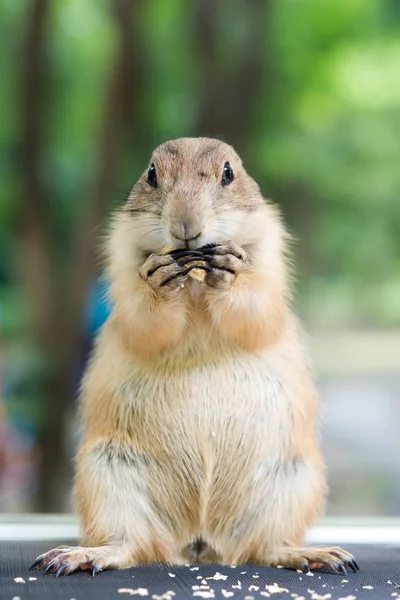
[{"left": 32, "top": 138, "right": 357, "bottom": 576}]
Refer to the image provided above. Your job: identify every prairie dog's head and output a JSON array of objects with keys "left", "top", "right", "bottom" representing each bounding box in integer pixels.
[
  {"left": 107, "top": 137, "right": 288, "bottom": 288},
  {"left": 115, "top": 137, "right": 281, "bottom": 254}
]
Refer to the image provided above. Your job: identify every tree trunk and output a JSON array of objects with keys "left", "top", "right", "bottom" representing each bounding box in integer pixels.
[
  {"left": 193, "top": 0, "right": 269, "bottom": 152},
  {"left": 18, "top": 0, "right": 61, "bottom": 513},
  {"left": 18, "top": 0, "right": 140, "bottom": 512},
  {"left": 57, "top": 0, "right": 137, "bottom": 374},
  {"left": 18, "top": 0, "right": 53, "bottom": 348},
  {"left": 39, "top": 0, "right": 138, "bottom": 512}
]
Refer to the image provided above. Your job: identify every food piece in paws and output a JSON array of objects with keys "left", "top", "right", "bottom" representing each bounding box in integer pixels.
[{"left": 161, "top": 245, "right": 207, "bottom": 281}]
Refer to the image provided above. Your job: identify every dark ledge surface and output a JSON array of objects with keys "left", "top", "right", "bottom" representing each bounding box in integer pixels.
[{"left": 1, "top": 541, "right": 399, "bottom": 600}]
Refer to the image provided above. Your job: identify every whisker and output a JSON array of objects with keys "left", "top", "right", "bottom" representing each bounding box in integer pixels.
[
  {"left": 137, "top": 227, "right": 164, "bottom": 244},
  {"left": 122, "top": 214, "right": 162, "bottom": 225},
  {"left": 116, "top": 214, "right": 162, "bottom": 227},
  {"left": 118, "top": 207, "right": 163, "bottom": 217},
  {"left": 89, "top": 221, "right": 108, "bottom": 235},
  {"left": 217, "top": 204, "right": 259, "bottom": 212},
  {"left": 121, "top": 222, "right": 163, "bottom": 237}
]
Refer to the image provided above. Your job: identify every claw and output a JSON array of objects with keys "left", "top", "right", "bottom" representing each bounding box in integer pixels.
[
  {"left": 351, "top": 559, "right": 360, "bottom": 572},
  {"left": 29, "top": 558, "right": 42, "bottom": 571},
  {"left": 199, "top": 244, "right": 217, "bottom": 254},
  {"left": 44, "top": 558, "right": 57, "bottom": 574},
  {"left": 56, "top": 564, "right": 69, "bottom": 578},
  {"left": 167, "top": 249, "right": 205, "bottom": 259},
  {"left": 176, "top": 256, "right": 212, "bottom": 268},
  {"left": 91, "top": 564, "right": 102, "bottom": 577},
  {"left": 199, "top": 254, "right": 215, "bottom": 262},
  {"left": 347, "top": 561, "right": 356, "bottom": 573},
  {"left": 176, "top": 253, "right": 215, "bottom": 266},
  {"left": 338, "top": 564, "right": 348, "bottom": 576}
]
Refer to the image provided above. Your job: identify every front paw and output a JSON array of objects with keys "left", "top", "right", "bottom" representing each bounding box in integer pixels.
[
  {"left": 203, "top": 241, "right": 247, "bottom": 290},
  {"left": 139, "top": 253, "right": 188, "bottom": 298}
]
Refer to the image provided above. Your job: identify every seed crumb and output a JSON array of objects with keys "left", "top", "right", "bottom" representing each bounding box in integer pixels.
[
  {"left": 118, "top": 589, "right": 149, "bottom": 596},
  {"left": 193, "top": 593, "right": 214, "bottom": 599},
  {"left": 245, "top": 596, "right": 255, "bottom": 600},
  {"left": 222, "top": 591, "right": 234, "bottom": 598},
  {"left": 260, "top": 593, "right": 270, "bottom": 598},
  {"left": 190, "top": 567, "right": 200, "bottom": 571},
  {"left": 240, "top": 572, "right": 247, "bottom": 575},
  {"left": 14, "top": 578, "right": 26, "bottom": 584},
  {"left": 28, "top": 577, "right": 37, "bottom": 581},
  {"left": 277, "top": 565, "right": 284, "bottom": 569},
  {"left": 341, "top": 580, "right": 348, "bottom": 583},
  {"left": 232, "top": 582, "right": 242, "bottom": 590},
  {"left": 308, "top": 593, "right": 331, "bottom": 600},
  {"left": 206, "top": 573, "right": 228, "bottom": 581},
  {"left": 362, "top": 586, "right": 373, "bottom": 590},
  {"left": 168, "top": 573, "right": 176, "bottom": 578},
  {"left": 306, "top": 572, "right": 314, "bottom": 577},
  {"left": 297, "top": 570, "right": 303, "bottom": 574},
  {"left": 248, "top": 586, "right": 259, "bottom": 591},
  {"left": 266, "top": 584, "right": 289, "bottom": 594},
  {"left": 337, "top": 596, "right": 356, "bottom": 600},
  {"left": 253, "top": 575, "right": 260, "bottom": 579}
]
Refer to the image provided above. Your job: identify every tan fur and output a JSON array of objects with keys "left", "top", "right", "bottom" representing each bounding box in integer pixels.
[{"left": 34, "top": 138, "right": 355, "bottom": 575}]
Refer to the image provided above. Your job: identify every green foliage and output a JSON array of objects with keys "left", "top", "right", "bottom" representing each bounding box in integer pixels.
[{"left": 0, "top": 0, "right": 399, "bottom": 331}]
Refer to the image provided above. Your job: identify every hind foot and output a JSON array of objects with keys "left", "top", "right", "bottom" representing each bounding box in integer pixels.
[
  {"left": 263, "top": 546, "right": 359, "bottom": 574},
  {"left": 29, "top": 544, "right": 130, "bottom": 576}
]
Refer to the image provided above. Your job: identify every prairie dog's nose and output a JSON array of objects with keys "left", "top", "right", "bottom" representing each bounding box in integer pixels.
[{"left": 170, "top": 220, "right": 202, "bottom": 242}]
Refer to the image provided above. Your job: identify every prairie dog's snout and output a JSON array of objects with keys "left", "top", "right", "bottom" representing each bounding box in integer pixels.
[
  {"left": 170, "top": 218, "right": 203, "bottom": 243},
  {"left": 167, "top": 188, "right": 208, "bottom": 247}
]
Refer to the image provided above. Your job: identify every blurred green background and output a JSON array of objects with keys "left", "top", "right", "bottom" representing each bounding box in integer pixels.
[{"left": 0, "top": 0, "right": 399, "bottom": 515}]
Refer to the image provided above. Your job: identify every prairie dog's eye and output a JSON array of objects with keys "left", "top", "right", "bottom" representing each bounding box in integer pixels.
[
  {"left": 222, "top": 162, "right": 234, "bottom": 186},
  {"left": 147, "top": 164, "right": 157, "bottom": 188}
]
